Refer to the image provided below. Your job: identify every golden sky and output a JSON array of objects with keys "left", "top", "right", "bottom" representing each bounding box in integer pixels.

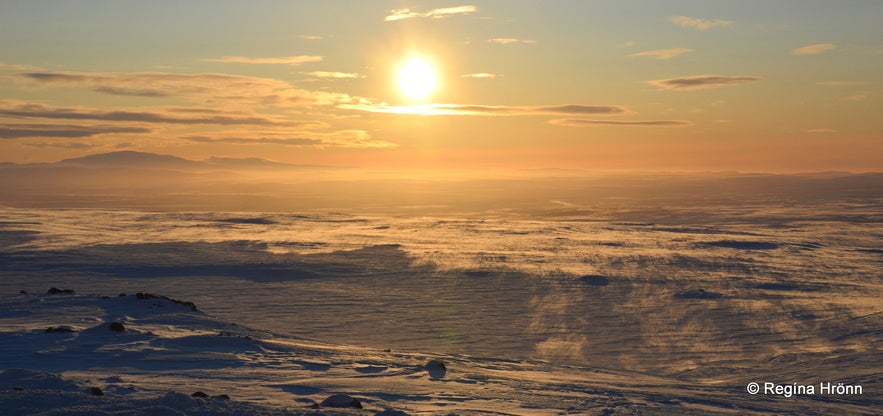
[{"left": 1, "top": 1, "right": 881, "bottom": 171}]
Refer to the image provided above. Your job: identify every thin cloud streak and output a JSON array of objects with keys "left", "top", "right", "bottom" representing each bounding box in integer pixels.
[
  {"left": 461, "top": 73, "right": 498, "bottom": 78},
  {"left": 182, "top": 136, "right": 323, "bottom": 146},
  {"left": 385, "top": 5, "right": 476, "bottom": 21},
  {"left": 340, "top": 103, "right": 627, "bottom": 116},
  {"left": 183, "top": 130, "right": 397, "bottom": 149},
  {"left": 205, "top": 55, "right": 323, "bottom": 65},
  {"left": 7, "top": 71, "right": 357, "bottom": 107},
  {"left": 648, "top": 75, "right": 762, "bottom": 90},
  {"left": 0, "top": 123, "right": 152, "bottom": 139},
  {"left": 0, "top": 101, "right": 324, "bottom": 127},
  {"left": 792, "top": 43, "right": 837, "bottom": 56},
  {"left": 670, "top": 16, "right": 733, "bottom": 30},
  {"left": 548, "top": 119, "right": 692, "bottom": 127},
  {"left": 304, "top": 71, "right": 364, "bottom": 79},
  {"left": 817, "top": 81, "right": 871, "bottom": 86},
  {"left": 629, "top": 48, "right": 693, "bottom": 60},
  {"left": 488, "top": 38, "right": 537, "bottom": 45}
]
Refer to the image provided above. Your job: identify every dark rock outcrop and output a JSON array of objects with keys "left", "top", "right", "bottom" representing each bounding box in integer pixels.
[
  {"left": 320, "top": 394, "right": 362, "bottom": 408},
  {"left": 108, "top": 322, "right": 126, "bottom": 332},
  {"left": 47, "top": 287, "right": 75, "bottom": 295},
  {"left": 673, "top": 289, "right": 723, "bottom": 300},
  {"left": 45, "top": 326, "right": 75, "bottom": 333},
  {"left": 135, "top": 292, "right": 198, "bottom": 311},
  {"left": 580, "top": 275, "right": 610, "bottom": 286}
]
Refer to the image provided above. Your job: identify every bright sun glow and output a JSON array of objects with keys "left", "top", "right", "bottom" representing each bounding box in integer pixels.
[{"left": 397, "top": 58, "right": 437, "bottom": 101}]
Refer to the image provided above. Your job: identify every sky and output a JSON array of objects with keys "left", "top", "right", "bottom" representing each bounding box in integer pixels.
[{"left": 0, "top": 0, "right": 881, "bottom": 172}]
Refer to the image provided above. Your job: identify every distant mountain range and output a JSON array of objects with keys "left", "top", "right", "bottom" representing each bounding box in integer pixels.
[{"left": 4, "top": 151, "right": 335, "bottom": 170}]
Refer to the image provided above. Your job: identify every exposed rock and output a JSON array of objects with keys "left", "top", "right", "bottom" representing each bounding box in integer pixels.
[
  {"left": 19, "top": 290, "right": 27, "bottom": 294},
  {"left": 376, "top": 410, "right": 411, "bottom": 416},
  {"left": 426, "top": 360, "right": 447, "bottom": 379},
  {"left": 135, "top": 292, "right": 198, "bottom": 311},
  {"left": 190, "top": 391, "right": 209, "bottom": 398},
  {"left": 673, "top": 289, "right": 723, "bottom": 300},
  {"left": 212, "top": 394, "right": 230, "bottom": 400},
  {"left": 89, "top": 387, "right": 104, "bottom": 396},
  {"left": 320, "top": 394, "right": 362, "bottom": 408},
  {"left": 47, "top": 287, "right": 75, "bottom": 295},
  {"left": 108, "top": 322, "right": 126, "bottom": 332},
  {"left": 580, "top": 275, "right": 610, "bottom": 286},
  {"left": 45, "top": 326, "right": 75, "bottom": 333}
]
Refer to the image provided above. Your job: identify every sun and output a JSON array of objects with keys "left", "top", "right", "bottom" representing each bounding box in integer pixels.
[{"left": 397, "top": 58, "right": 437, "bottom": 101}]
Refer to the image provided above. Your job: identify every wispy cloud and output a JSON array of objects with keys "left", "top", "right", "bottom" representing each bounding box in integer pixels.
[
  {"left": 648, "top": 75, "right": 762, "bottom": 90},
  {"left": 844, "top": 92, "right": 869, "bottom": 101},
  {"left": 24, "top": 141, "right": 99, "bottom": 150},
  {"left": 385, "top": 5, "right": 476, "bottom": 21},
  {"left": 0, "top": 122, "right": 151, "bottom": 139},
  {"left": 340, "top": 103, "right": 626, "bottom": 116},
  {"left": 548, "top": 119, "right": 692, "bottom": 128},
  {"left": 7, "top": 71, "right": 356, "bottom": 107},
  {"left": 806, "top": 128, "right": 837, "bottom": 134},
  {"left": 817, "top": 81, "right": 871, "bottom": 86},
  {"left": 0, "top": 101, "right": 323, "bottom": 127},
  {"left": 792, "top": 43, "right": 837, "bottom": 56},
  {"left": 0, "top": 62, "right": 43, "bottom": 71},
  {"left": 182, "top": 135, "right": 323, "bottom": 146},
  {"left": 488, "top": 38, "right": 536, "bottom": 45},
  {"left": 205, "top": 55, "right": 323, "bottom": 66},
  {"left": 303, "top": 71, "right": 364, "bottom": 79},
  {"left": 92, "top": 86, "right": 173, "bottom": 97},
  {"left": 461, "top": 73, "right": 498, "bottom": 78},
  {"left": 670, "top": 16, "right": 733, "bottom": 30},
  {"left": 182, "top": 129, "right": 397, "bottom": 149},
  {"left": 629, "top": 48, "right": 693, "bottom": 60},
  {"left": 299, "top": 35, "right": 323, "bottom": 40},
  {"left": 617, "top": 41, "right": 636, "bottom": 48}
]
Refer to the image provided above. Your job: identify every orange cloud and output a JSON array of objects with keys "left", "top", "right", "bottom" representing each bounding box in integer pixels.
[
  {"left": 670, "top": 16, "right": 733, "bottom": 30},
  {"left": 341, "top": 103, "right": 627, "bottom": 116},
  {"left": 385, "top": 5, "right": 476, "bottom": 21},
  {"left": 629, "top": 48, "right": 693, "bottom": 60},
  {"left": 792, "top": 43, "right": 837, "bottom": 56},
  {"left": 205, "top": 55, "right": 323, "bottom": 65},
  {"left": 488, "top": 38, "right": 536, "bottom": 45},
  {"left": 548, "top": 119, "right": 692, "bottom": 127}
]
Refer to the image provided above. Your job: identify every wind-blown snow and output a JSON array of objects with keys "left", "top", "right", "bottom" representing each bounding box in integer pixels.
[{"left": 0, "top": 205, "right": 880, "bottom": 414}]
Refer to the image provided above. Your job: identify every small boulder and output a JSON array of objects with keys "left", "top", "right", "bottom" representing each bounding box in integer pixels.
[
  {"left": 320, "top": 394, "right": 362, "bottom": 408},
  {"left": 190, "top": 391, "right": 209, "bottom": 398},
  {"left": 108, "top": 322, "right": 126, "bottom": 332},
  {"left": 47, "top": 287, "right": 75, "bottom": 295},
  {"left": 89, "top": 387, "right": 104, "bottom": 396},
  {"left": 426, "top": 360, "right": 447, "bottom": 379},
  {"left": 212, "top": 394, "right": 230, "bottom": 400},
  {"left": 19, "top": 290, "right": 27, "bottom": 294}
]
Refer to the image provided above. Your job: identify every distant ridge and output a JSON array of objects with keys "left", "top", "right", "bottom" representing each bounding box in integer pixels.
[{"left": 59, "top": 151, "right": 198, "bottom": 168}]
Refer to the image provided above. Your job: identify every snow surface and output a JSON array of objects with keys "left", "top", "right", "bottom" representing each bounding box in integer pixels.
[{"left": 0, "top": 207, "right": 881, "bottom": 414}]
